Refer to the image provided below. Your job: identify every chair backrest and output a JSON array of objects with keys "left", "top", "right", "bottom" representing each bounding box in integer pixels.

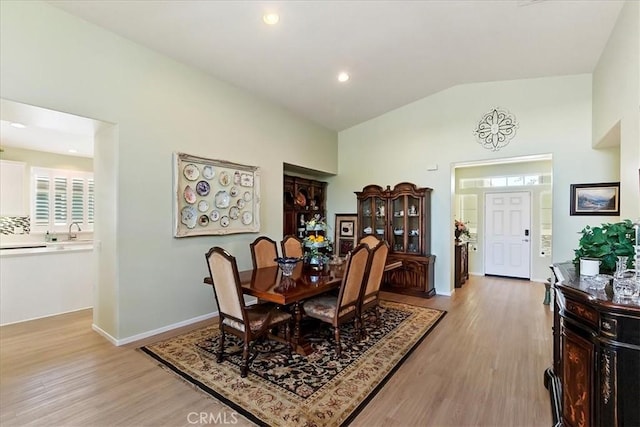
[
  {"left": 360, "top": 235, "right": 380, "bottom": 249},
  {"left": 205, "top": 247, "right": 245, "bottom": 322},
  {"left": 281, "top": 235, "right": 304, "bottom": 259},
  {"left": 335, "top": 243, "right": 371, "bottom": 321},
  {"left": 362, "top": 240, "right": 389, "bottom": 301},
  {"left": 250, "top": 236, "right": 278, "bottom": 269}
]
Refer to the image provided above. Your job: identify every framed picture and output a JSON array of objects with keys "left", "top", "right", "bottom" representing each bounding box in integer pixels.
[
  {"left": 174, "top": 152, "right": 261, "bottom": 237},
  {"left": 334, "top": 213, "right": 358, "bottom": 256},
  {"left": 570, "top": 182, "right": 620, "bottom": 216}
]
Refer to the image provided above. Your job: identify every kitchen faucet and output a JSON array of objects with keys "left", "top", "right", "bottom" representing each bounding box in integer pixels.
[{"left": 68, "top": 222, "right": 82, "bottom": 240}]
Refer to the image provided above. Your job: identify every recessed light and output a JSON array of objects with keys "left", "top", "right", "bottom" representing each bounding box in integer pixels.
[
  {"left": 263, "top": 13, "right": 279, "bottom": 25},
  {"left": 337, "top": 72, "right": 350, "bottom": 83},
  {"left": 68, "top": 149, "right": 78, "bottom": 154},
  {"left": 10, "top": 122, "right": 26, "bottom": 128}
]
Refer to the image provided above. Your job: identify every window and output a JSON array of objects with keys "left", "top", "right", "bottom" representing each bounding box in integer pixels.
[{"left": 31, "top": 167, "right": 94, "bottom": 232}]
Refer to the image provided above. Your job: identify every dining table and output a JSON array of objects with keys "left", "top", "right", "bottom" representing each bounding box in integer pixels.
[
  {"left": 203, "top": 258, "right": 403, "bottom": 355},
  {"left": 204, "top": 262, "right": 345, "bottom": 355}
]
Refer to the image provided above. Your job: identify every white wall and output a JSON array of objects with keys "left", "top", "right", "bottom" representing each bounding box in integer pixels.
[
  {"left": 0, "top": 1, "right": 338, "bottom": 340},
  {"left": 593, "top": 0, "right": 640, "bottom": 220},
  {"left": 330, "top": 75, "right": 620, "bottom": 295}
]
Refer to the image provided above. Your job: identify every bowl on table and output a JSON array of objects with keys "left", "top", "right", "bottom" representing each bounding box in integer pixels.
[{"left": 275, "top": 257, "right": 301, "bottom": 276}]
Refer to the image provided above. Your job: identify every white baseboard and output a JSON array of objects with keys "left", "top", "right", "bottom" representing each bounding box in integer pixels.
[
  {"left": 0, "top": 306, "right": 92, "bottom": 327},
  {"left": 93, "top": 310, "right": 219, "bottom": 346}
]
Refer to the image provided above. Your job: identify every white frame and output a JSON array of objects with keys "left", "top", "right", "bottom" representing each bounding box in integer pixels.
[{"left": 174, "top": 152, "right": 260, "bottom": 237}]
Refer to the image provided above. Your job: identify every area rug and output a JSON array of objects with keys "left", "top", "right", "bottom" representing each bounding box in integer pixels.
[{"left": 140, "top": 301, "right": 445, "bottom": 426}]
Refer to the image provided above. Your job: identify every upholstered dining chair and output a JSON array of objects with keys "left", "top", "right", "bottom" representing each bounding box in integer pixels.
[
  {"left": 250, "top": 236, "right": 279, "bottom": 269},
  {"left": 359, "top": 240, "right": 389, "bottom": 336},
  {"left": 281, "top": 235, "right": 304, "bottom": 259},
  {"left": 302, "top": 243, "right": 371, "bottom": 357},
  {"left": 359, "top": 235, "right": 380, "bottom": 249},
  {"left": 205, "top": 247, "right": 292, "bottom": 377}
]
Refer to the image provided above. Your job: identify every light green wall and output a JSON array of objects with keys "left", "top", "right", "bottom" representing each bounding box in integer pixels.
[
  {"left": 593, "top": 0, "right": 639, "bottom": 220},
  {"left": 0, "top": 1, "right": 337, "bottom": 340},
  {"left": 331, "top": 74, "right": 620, "bottom": 294}
]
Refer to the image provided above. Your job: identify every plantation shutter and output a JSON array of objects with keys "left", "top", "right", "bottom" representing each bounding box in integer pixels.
[
  {"left": 71, "top": 178, "right": 84, "bottom": 222},
  {"left": 34, "top": 174, "right": 50, "bottom": 226},
  {"left": 54, "top": 176, "right": 68, "bottom": 225},
  {"left": 87, "top": 178, "right": 95, "bottom": 224}
]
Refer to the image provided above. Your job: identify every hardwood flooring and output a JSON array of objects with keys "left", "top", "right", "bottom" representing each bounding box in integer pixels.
[{"left": 1, "top": 275, "right": 553, "bottom": 426}]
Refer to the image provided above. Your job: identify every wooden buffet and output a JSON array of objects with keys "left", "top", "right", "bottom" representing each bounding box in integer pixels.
[
  {"left": 454, "top": 241, "right": 469, "bottom": 288},
  {"left": 545, "top": 262, "right": 640, "bottom": 427},
  {"left": 283, "top": 175, "right": 327, "bottom": 238},
  {"left": 355, "top": 182, "right": 435, "bottom": 298}
]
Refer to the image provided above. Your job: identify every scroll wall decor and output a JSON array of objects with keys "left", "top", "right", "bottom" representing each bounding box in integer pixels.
[
  {"left": 473, "top": 107, "right": 518, "bottom": 152},
  {"left": 174, "top": 152, "right": 260, "bottom": 237}
]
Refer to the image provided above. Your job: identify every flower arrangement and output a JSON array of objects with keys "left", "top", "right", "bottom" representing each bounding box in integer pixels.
[
  {"left": 454, "top": 219, "right": 470, "bottom": 240},
  {"left": 303, "top": 214, "right": 332, "bottom": 266}
]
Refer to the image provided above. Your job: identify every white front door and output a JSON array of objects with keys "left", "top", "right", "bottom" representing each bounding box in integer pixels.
[{"left": 484, "top": 192, "right": 531, "bottom": 279}]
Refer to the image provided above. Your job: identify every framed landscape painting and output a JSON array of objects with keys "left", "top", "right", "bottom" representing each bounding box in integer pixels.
[{"left": 570, "top": 182, "right": 620, "bottom": 216}]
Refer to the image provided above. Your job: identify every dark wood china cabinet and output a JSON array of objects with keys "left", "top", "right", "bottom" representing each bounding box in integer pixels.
[
  {"left": 283, "top": 175, "right": 327, "bottom": 238},
  {"left": 355, "top": 182, "right": 435, "bottom": 298},
  {"left": 545, "top": 262, "right": 640, "bottom": 427}
]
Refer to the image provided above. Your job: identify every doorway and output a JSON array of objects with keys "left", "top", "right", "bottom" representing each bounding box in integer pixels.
[{"left": 484, "top": 191, "right": 531, "bottom": 279}]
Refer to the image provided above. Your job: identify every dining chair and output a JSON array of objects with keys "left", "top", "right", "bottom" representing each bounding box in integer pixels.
[
  {"left": 360, "top": 235, "right": 380, "bottom": 249},
  {"left": 205, "top": 247, "right": 292, "bottom": 377},
  {"left": 281, "top": 235, "right": 304, "bottom": 259},
  {"left": 359, "top": 240, "right": 389, "bottom": 336},
  {"left": 250, "top": 236, "right": 279, "bottom": 269},
  {"left": 302, "top": 243, "right": 371, "bottom": 357}
]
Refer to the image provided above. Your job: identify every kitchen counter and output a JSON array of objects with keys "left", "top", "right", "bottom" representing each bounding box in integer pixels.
[{"left": 0, "top": 240, "right": 94, "bottom": 257}]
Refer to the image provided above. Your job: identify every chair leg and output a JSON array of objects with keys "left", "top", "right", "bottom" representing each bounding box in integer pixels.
[
  {"left": 217, "top": 330, "right": 225, "bottom": 363},
  {"left": 241, "top": 341, "right": 250, "bottom": 378},
  {"left": 285, "top": 322, "right": 293, "bottom": 363},
  {"left": 334, "top": 327, "right": 342, "bottom": 358}
]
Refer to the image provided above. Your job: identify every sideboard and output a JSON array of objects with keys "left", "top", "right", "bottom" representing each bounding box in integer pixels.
[
  {"left": 454, "top": 241, "right": 469, "bottom": 288},
  {"left": 545, "top": 262, "right": 639, "bottom": 427}
]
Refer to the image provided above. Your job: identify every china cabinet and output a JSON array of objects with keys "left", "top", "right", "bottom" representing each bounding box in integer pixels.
[
  {"left": 355, "top": 182, "right": 435, "bottom": 298},
  {"left": 544, "top": 262, "right": 640, "bottom": 427},
  {"left": 283, "top": 175, "right": 327, "bottom": 238}
]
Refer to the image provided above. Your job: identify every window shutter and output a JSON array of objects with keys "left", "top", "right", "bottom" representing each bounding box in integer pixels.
[
  {"left": 87, "top": 178, "right": 95, "bottom": 224},
  {"left": 71, "top": 178, "right": 84, "bottom": 222},
  {"left": 34, "top": 174, "right": 50, "bottom": 226},
  {"left": 54, "top": 176, "right": 68, "bottom": 225}
]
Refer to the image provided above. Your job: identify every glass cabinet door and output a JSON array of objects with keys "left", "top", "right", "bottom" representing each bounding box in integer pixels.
[
  {"left": 406, "top": 195, "right": 421, "bottom": 254},
  {"left": 374, "top": 197, "right": 386, "bottom": 239},
  {"left": 391, "top": 196, "right": 406, "bottom": 252},
  {"left": 359, "top": 197, "right": 375, "bottom": 238}
]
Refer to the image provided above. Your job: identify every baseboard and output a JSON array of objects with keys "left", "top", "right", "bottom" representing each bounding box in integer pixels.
[
  {"left": 1, "top": 306, "right": 92, "bottom": 327},
  {"left": 93, "top": 310, "right": 219, "bottom": 346}
]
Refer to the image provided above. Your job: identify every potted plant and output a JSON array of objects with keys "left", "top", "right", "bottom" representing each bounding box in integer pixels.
[{"left": 573, "top": 219, "right": 636, "bottom": 273}]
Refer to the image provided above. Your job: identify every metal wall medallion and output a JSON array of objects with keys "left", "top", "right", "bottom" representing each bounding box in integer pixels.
[{"left": 473, "top": 108, "right": 518, "bottom": 151}]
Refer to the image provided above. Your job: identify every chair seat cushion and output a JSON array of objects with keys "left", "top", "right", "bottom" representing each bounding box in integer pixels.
[
  {"left": 363, "top": 295, "right": 377, "bottom": 305},
  {"left": 303, "top": 295, "right": 356, "bottom": 323},
  {"left": 222, "top": 304, "right": 291, "bottom": 333}
]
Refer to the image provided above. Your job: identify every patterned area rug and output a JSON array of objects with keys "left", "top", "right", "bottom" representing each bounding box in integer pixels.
[{"left": 140, "top": 301, "right": 445, "bottom": 426}]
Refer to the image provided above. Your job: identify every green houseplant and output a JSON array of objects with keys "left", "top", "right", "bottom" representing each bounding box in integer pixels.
[{"left": 573, "top": 219, "right": 636, "bottom": 273}]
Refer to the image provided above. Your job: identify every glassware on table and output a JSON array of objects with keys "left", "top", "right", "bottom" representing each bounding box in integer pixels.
[
  {"left": 583, "top": 274, "right": 612, "bottom": 291},
  {"left": 612, "top": 276, "right": 638, "bottom": 300},
  {"left": 275, "top": 257, "right": 301, "bottom": 277},
  {"left": 615, "top": 256, "right": 629, "bottom": 278}
]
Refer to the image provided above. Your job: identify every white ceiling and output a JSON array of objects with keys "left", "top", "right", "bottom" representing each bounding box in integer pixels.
[{"left": 48, "top": 0, "right": 624, "bottom": 131}]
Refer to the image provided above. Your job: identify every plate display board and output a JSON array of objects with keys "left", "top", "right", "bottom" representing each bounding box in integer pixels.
[{"left": 174, "top": 152, "right": 260, "bottom": 237}]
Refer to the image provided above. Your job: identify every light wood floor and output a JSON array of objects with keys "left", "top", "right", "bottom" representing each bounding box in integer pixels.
[{"left": 1, "top": 275, "right": 553, "bottom": 426}]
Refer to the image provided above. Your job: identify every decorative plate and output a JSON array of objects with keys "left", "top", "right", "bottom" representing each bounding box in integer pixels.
[
  {"left": 241, "top": 211, "right": 253, "bottom": 225},
  {"left": 196, "top": 180, "right": 210, "bottom": 196},
  {"left": 295, "top": 191, "right": 306, "bottom": 207},
  {"left": 240, "top": 173, "right": 254, "bottom": 187},
  {"left": 234, "top": 171, "right": 241, "bottom": 184},
  {"left": 183, "top": 185, "right": 197, "bottom": 204},
  {"left": 180, "top": 206, "right": 197, "bottom": 229},
  {"left": 243, "top": 191, "right": 252, "bottom": 202},
  {"left": 214, "top": 191, "right": 230, "bottom": 208},
  {"left": 220, "top": 216, "right": 230, "bottom": 227},
  {"left": 230, "top": 186, "right": 239, "bottom": 197},
  {"left": 198, "top": 214, "right": 209, "bottom": 227},
  {"left": 183, "top": 164, "right": 199, "bottom": 181},
  {"left": 202, "top": 165, "right": 215, "bottom": 180},
  {"left": 236, "top": 199, "right": 245, "bottom": 209},
  {"left": 219, "top": 171, "right": 230, "bottom": 187},
  {"left": 229, "top": 206, "right": 239, "bottom": 220},
  {"left": 198, "top": 200, "right": 209, "bottom": 212},
  {"left": 210, "top": 210, "right": 220, "bottom": 221}
]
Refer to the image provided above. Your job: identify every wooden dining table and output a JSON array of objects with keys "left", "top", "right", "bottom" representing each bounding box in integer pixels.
[
  {"left": 204, "top": 262, "right": 345, "bottom": 355},
  {"left": 203, "top": 259, "right": 403, "bottom": 355}
]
